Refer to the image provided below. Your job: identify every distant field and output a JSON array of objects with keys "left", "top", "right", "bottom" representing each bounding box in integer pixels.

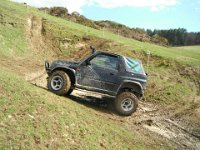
[
  {"left": 172, "top": 46, "right": 200, "bottom": 66},
  {"left": 174, "top": 45, "right": 200, "bottom": 51}
]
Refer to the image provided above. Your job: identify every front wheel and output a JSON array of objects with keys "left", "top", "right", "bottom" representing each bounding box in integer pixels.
[
  {"left": 47, "top": 70, "right": 71, "bottom": 96},
  {"left": 66, "top": 88, "right": 73, "bottom": 96},
  {"left": 115, "top": 92, "right": 138, "bottom": 116}
]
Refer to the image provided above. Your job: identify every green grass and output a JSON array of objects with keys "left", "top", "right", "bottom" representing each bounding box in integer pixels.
[
  {"left": 0, "top": 1, "right": 29, "bottom": 57},
  {"left": 0, "top": 24, "right": 28, "bottom": 56},
  {"left": 0, "top": 0, "right": 198, "bottom": 108},
  {"left": 145, "top": 66, "right": 197, "bottom": 104},
  {"left": 0, "top": 66, "right": 168, "bottom": 149},
  {"left": 0, "top": 0, "right": 199, "bottom": 149},
  {"left": 173, "top": 46, "right": 200, "bottom": 65}
]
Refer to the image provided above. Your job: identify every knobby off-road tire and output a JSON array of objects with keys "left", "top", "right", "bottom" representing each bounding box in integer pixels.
[
  {"left": 115, "top": 92, "right": 138, "bottom": 116},
  {"left": 48, "top": 70, "right": 71, "bottom": 96}
]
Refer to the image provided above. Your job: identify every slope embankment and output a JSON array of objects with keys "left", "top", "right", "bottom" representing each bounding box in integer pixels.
[{"left": 0, "top": 0, "right": 199, "bottom": 149}]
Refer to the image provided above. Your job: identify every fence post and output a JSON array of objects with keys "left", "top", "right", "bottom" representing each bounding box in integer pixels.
[{"left": 147, "top": 50, "right": 150, "bottom": 67}]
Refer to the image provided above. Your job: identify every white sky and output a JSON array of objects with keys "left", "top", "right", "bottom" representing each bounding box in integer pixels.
[{"left": 12, "top": 0, "right": 177, "bottom": 13}]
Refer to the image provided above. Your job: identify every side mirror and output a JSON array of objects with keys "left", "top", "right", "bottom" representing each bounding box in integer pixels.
[
  {"left": 85, "top": 60, "right": 91, "bottom": 66},
  {"left": 45, "top": 60, "right": 49, "bottom": 69}
]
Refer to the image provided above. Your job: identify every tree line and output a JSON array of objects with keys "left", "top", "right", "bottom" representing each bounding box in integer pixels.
[{"left": 146, "top": 28, "right": 200, "bottom": 46}]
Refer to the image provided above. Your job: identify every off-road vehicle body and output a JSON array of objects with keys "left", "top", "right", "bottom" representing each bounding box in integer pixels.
[{"left": 45, "top": 48, "right": 147, "bottom": 116}]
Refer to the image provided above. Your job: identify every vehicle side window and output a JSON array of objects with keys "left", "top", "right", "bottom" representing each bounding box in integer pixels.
[{"left": 90, "top": 54, "right": 118, "bottom": 70}]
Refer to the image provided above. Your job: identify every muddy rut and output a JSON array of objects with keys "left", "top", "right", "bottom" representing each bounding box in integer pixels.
[{"left": 25, "top": 70, "right": 200, "bottom": 150}]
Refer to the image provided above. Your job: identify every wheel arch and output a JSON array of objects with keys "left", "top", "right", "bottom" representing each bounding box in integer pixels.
[
  {"left": 117, "top": 81, "right": 144, "bottom": 98},
  {"left": 50, "top": 67, "right": 76, "bottom": 86}
]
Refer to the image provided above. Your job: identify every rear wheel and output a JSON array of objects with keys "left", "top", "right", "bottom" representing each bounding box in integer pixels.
[
  {"left": 48, "top": 70, "right": 71, "bottom": 95},
  {"left": 115, "top": 92, "right": 138, "bottom": 116}
]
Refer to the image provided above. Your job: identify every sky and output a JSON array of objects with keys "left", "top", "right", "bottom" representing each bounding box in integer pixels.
[{"left": 12, "top": 0, "right": 200, "bottom": 32}]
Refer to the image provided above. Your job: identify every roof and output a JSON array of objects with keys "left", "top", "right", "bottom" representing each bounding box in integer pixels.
[
  {"left": 95, "top": 50, "right": 121, "bottom": 57},
  {"left": 96, "top": 50, "right": 141, "bottom": 62}
]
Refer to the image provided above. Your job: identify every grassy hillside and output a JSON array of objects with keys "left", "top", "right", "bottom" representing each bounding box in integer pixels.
[
  {"left": 0, "top": 66, "right": 154, "bottom": 149},
  {"left": 41, "top": 13, "right": 200, "bottom": 66},
  {"left": 0, "top": 0, "right": 199, "bottom": 149},
  {"left": 0, "top": 0, "right": 198, "bottom": 105},
  {"left": 0, "top": 0, "right": 170, "bottom": 149},
  {"left": 1, "top": 0, "right": 199, "bottom": 65}
]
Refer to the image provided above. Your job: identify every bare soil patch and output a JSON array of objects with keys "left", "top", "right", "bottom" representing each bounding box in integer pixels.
[{"left": 26, "top": 15, "right": 60, "bottom": 59}]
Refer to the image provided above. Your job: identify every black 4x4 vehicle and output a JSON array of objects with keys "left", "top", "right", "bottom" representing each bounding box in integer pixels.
[{"left": 45, "top": 48, "right": 147, "bottom": 116}]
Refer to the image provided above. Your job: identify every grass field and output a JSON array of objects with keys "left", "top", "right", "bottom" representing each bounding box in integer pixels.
[
  {"left": 0, "top": 0, "right": 199, "bottom": 149},
  {"left": 0, "top": 0, "right": 172, "bottom": 149},
  {"left": 1, "top": 66, "right": 157, "bottom": 149}
]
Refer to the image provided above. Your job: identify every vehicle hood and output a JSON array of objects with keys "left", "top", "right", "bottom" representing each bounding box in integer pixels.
[{"left": 50, "top": 60, "right": 80, "bottom": 68}]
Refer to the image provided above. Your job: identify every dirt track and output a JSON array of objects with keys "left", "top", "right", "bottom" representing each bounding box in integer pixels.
[{"left": 25, "top": 70, "right": 200, "bottom": 150}]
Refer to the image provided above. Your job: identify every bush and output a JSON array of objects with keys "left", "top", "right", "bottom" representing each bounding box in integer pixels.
[{"left": 49, "top": 7, "right": 68, "bottom": 18}]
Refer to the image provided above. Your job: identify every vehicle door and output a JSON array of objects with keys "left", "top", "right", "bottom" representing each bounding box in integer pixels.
[{"left": 77, "top": 53, "right": 119, "bottom": 92}]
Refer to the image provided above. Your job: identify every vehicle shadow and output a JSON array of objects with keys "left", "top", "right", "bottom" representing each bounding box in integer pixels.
[
  {"left": 67, "top": 93, "right": 117, "bottom": 115},
  {"left": 30, "top": 83, "right": 117, "bottom": 115}
]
